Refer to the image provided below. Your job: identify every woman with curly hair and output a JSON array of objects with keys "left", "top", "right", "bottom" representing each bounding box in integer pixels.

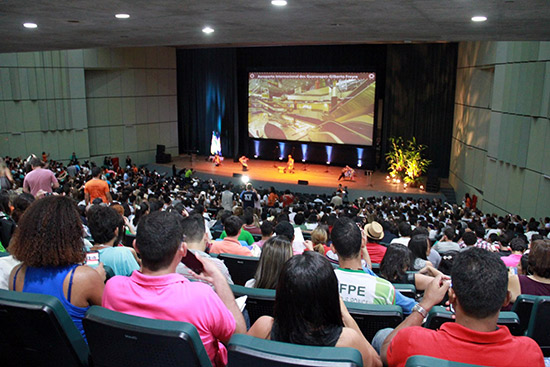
[{"left": 9, "top": 196, "right": 105, "bottom": 340}]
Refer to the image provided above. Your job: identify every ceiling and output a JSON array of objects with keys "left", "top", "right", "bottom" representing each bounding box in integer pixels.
[{"left": 1, "top": 0, "right": 550, "bottom": 53}]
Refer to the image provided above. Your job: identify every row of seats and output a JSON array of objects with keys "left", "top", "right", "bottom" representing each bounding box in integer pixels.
[{"left": 1, "top": 289, "right": 548, "bottom": 366}]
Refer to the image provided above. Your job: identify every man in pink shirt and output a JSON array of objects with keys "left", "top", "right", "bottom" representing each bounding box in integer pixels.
[
  {"left": 210, "top": 216, "right": 253, "bottom": 256},
  {"left": 501, "top": 237, "right": 527, "bottom": 268},
  {"left": 102, "top": 211, "right": 246, "bottom": 367},
  {"left": 23, "top": 157, "right": 59, "bottom": 197}
]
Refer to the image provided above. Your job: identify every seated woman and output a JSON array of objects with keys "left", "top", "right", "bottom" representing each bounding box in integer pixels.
[
  {"left": 9, "top": 196, "right": 105, "bottom": 340},
  {"left": 408, "top": 234, "right": 433, "bottom": 271},
  {"left": 507, "top": 239, "right": 550, "bottom": 307},
  {"left": 310, "top": 226, "right": 330, "bottom": 255},
  {"left": 247, "top": 251, "right": 382, "bottom": 367},
  {"left": 245, "top": 236, "right": 292, "bottom": 289},
  {"left": 380, "top": 243, "right": 443, "bottom": 291},
  {"left": 87, "top": 205, "right": 141, "bottom": 276}
]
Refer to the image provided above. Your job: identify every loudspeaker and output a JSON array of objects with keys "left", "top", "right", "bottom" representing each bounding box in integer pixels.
[
  {"left": 426, "top": 167, "right": 440, "bottom": 193},
  {"left": 156, "top": 144, "right": 166, "bottom": 155},
  {"left": 298, "top": 180, "right": 309, "bottom": 185},
  {"left": 155, "top": 153, "right": 171, "bottom": 164},
  {"left": 233, "top": 173, "right": 242, "bottom": 178}
]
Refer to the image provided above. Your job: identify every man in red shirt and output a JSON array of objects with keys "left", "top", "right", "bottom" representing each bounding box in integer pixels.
[
  {"left": 378, "top": 248, "right": 544, "bottom": 367},
  {"left": 364, "top": 221, "right": 387, "bottom": 263}
]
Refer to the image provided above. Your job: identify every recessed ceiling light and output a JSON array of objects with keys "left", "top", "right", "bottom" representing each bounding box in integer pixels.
[
  {"left": 115, "top": 14, "right": 130, "bottom": 19},
  {"left": 471, "top": 15, "right": 487, "bottom": 22},
  {"left": 202, "top": 26, "right": 214, "bottom": 34},
  {"left": 272, "top": 0, "right": 287, "bottom": 6},
  {"left": 23, "top": 22, "right": 38, "bottom": 29}
]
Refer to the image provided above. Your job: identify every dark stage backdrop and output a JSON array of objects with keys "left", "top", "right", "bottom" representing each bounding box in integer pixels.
[{"left": 177, "top": 43, "right": 457, "bottom": 177}]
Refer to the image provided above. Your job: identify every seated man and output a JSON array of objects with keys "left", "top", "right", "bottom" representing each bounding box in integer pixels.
[
  {"left": 103, "top": 211, "right": 246, "bottom": 367},
  {"left": 210, "top": 215, "right": 253, "bottom": 256},
  {"left": 379, "top": 247, "right": 544, "bottom": 367},
  {"left": 176, "top": 214, "right": 233, "bottom": 285},
  {"left": 87, "top": 205, "right": 140, "bottom": 276},
  {"left": 332, "top": 217, "right": 395, "bottom": 305}
]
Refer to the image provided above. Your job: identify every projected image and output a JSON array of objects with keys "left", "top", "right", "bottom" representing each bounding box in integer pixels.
[{"left": 248, "top": 72, "right": 375, "bottom": 146}]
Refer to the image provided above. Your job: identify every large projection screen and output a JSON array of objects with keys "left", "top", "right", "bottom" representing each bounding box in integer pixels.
[{"left": 248, "top": 72, "right": 375, "bottom": 146}]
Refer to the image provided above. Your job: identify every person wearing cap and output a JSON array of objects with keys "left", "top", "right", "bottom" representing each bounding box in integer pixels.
[{"left": 364, "top": 221, "right": 388, "bottom": 264}]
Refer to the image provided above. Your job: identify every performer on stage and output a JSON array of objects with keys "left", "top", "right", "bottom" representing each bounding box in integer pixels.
[
  {"left": 213, "top": 154, "right": 221, "bottom": 166},
  {"left": 239, "top": 155, "right": 249, "bottom": 171},
  {"left": 338, "top": 165, "right": 355, "bottom": 181},
  {"left": 286, "top": 154, "right": 294, "bottom": 173}
]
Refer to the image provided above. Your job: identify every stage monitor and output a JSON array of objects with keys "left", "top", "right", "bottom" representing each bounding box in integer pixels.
[{"left": 248, "top": 72, "right": 376, "bottom": 146}]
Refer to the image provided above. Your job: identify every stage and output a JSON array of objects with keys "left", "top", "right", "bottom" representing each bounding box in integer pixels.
[{"left": 152, "top": 155, "right": 447, "bottom": 202}]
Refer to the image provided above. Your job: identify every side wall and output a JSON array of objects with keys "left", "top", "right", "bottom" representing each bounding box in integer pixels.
[
  {"left": 451, "top": 41, "right": 550, "bottom": 218},
  {"left": 0, "top": 47, "right": 178, "bottom": 165}
]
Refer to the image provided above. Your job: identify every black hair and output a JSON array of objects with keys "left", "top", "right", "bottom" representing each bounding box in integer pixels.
[
  {"left": 274, "top": 221, "right": 294, "bottom": 242},
  {"left": 509, "top": 237, "right": 527, "bottom": 252},
  {"left": 331, "top": 217, "right": 362, "bottom": 259},
  {"left": 136, "top": 211, "right": 184, "bottom": 271},
  {"left": 294, "top": 213, "right": 305, "bottom": 225},
  {"left": 408, "top": 234, "right": 429, "bottom": 263},
  {"left": 443, "top": 227, "right": 456, "bottom": 241},
  {"left": 91, "top": 166, "right": 102, "bottom": 177},
  {"left": 462, "top": 231, "right": 477, "bottom": 246},
  {"left": 380, "top": 244, "right": 412, "bottom": 283},
  {"left": 133, "top": 202, "right": 150, "bottom": 226},
  {"left": 273, "top": 251, "right": 343, "bottom": 345},
  {"left": 260, "top": 221, "right": 274, "bottom": 237},
  {"left": 398, "top": 221, "right": 412, "bottom": 237},
  {"left": 224, "top": 215, "right": 243, "bottom": 237},
  {"left": 87, "top": 205, "right": 124, "bottom": 244},
  {"left": 451, "top": 248, "right": 508, "bottom": 318},
  {"left": 181, "top": 214, "right": 205, "bottom": 244}
]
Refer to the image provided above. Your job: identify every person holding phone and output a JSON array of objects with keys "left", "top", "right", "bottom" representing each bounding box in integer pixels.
[
  {"left": 9, "top": 196, "right": 105, "bottom": 340},
  {"left": 103, "top": 211, "right": 245, "bottom": 367},
  {"left": 176, "top": 214, "right": 233, "bottom": 285}
]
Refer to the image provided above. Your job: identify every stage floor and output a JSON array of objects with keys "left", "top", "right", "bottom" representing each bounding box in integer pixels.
[{"left": 156, "top": 155, "right": 444, "bottom": 201}]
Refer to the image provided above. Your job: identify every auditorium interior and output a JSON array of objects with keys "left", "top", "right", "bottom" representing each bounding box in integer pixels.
[{"left": 0, "top": 0, "right": 549, "bottom": 220}]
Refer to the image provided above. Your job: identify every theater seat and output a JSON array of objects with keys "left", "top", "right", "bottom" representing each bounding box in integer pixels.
[
  {"left": 424, "top": 306, "right": 522, "bottom": 336},
  {"left": 511, "top": 294, "right": 538, "bottom": 335},
  {"left": 83, "top": 306, "right": 212, "bottom": 367},
  {"left": 230, "top": 284, "right": 275, "bottom": 325},
  {"left": 0, "top": 289, "right": 89, "bottom": 367},
  {"left": 227, "top": 334, "right": 363, "bottom": 367},
  {"left": 217, "top": 253, "right": 260, "bottom": 286},
  {"left": 393, "top": 283, "right": 417, "bottom": 300},
  {"left": 525, "top": 296, "right": 550, "bottom": 356},
  {"left": 345, "top": 302, "right": 403, "bottom": 342},
  {"left": 405, "top": 355, "right": 489, "bottom": 366}
]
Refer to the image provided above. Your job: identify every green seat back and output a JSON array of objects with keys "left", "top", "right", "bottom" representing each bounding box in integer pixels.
[
  {"left": 511, "top": 294, "right": 538, "bottom": 335},
  {"left": 227, "top": 334, "right": 363, "bottom": 367},
  {"left": 424, "top": 306, "right": 522, "bottom": 336},
  {"left": 83, "top": 306, "right": 212, "bottom": 367},
  {"left": 393, "top": 283, "right": 417, "bottom": 300},
  {"left": 217, "top": 253, "right": 260, "bottom": 286},
  {"left": 345, "top": 302, "right": 403, "bottom": 342},
  {"left": 230, "top": 284, "right": 275, "bottom": 324},
  {"left": 0, "top": 289, "right": 89, "bottom": 367},
  {"left": 525, "top": 296, "right": 550, "bottom": 356}
]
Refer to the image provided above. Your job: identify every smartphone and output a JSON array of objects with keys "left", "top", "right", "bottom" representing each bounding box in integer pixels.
[
  {"left": 181, "top": 251, "right": 204, "bottom": 274},
  {"left": 86, "top": 251, "right": 100, "bottom": 268}
]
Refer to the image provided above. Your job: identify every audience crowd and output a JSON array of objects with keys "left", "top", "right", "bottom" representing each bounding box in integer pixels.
[{"left": 0, "top": 153, "right": 548, "bottom": 366}]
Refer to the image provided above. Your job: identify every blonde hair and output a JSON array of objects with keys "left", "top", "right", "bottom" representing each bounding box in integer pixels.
[{"left": 311, "top": 226, "right": 328, "bottom": 245}]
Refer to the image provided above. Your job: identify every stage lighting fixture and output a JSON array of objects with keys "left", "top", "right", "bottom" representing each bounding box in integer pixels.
[
  {"left": 326, "top": 161, "right": 330, "bottom": 165},
  {"left": 241, "top": 175, "right": 250, "bottom": 183},
  {"left": 279, "top": 156, "right": 283, "bottom": 160},
  {"left": 254, "top": 154, "right": 258, "bottom": 158},
  {"left": 302, "top": 159, "right": 305, "bottom": 162},
  {"left": 420, "top": 185, "right": 425, "bottom": 191},
  {"left": 357, "top": 159, "right": 362, "bottom": 168}
]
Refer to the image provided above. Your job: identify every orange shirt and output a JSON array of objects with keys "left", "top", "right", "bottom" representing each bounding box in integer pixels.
[
  {"left": 209, "top": 238, "right": 253, "bottom": 257},
  {"left": 84, "top": 178, "right": 110, "bottom": 203}
]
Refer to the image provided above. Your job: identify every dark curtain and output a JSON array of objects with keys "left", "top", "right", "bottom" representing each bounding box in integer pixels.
[
  {"left": 177, "top": 48, "right": 238, "bottom": 157},
  {"left": 383, "top": 44, "right": 458, "bottom": 178}
]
